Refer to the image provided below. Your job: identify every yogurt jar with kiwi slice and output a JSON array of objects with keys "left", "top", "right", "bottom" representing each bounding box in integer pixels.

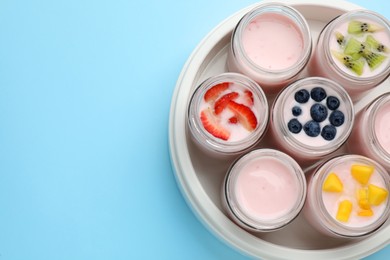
[{"left": 309, "top": 10, "right": 390, "bottom": 101}]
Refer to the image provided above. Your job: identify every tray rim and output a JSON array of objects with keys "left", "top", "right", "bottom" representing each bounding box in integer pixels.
[{"left": 169, "top": 0, "right": 390, "bottom": 259}]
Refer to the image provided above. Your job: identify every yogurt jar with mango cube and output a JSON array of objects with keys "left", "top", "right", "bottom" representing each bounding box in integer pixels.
[{"left": 304, "top": 154, "right": 390, "bottom": 238}]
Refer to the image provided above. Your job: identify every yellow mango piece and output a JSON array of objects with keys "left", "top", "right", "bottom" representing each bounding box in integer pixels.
[
  {"left": 368, "top": 184, "right": 389, "bottom": 206},
  {"left": 357, "top": 187, "right": 371, "bottom": 210},
  {"left": 336, "top": 200, "right": 353, "bottom": 222},
  {"left": 323, "top": 173, "right": 343, "bottom": 192},
  {"left": 351, "top": 164, "right": 374, "bottom": 185},
  {"left": 358, "top": 209, "right": 374, "bottom": 217}
]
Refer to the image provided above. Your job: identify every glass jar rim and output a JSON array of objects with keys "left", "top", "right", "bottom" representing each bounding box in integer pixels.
[
  {"left": 365, "top": 93, "right": 390, "bottom": 162},
  {"left": 187, "top": 72, "right": 269, "bottom": 154},
  {"left": 323, "top": 10, "right": 390, "bottom": 83},
  {"left": 231, "top": 3, "right": 312, "bottom": 76},
  {"left": 272, "top": 77, "right": 355, "bottom": 157},
  {"left": 310, "top": 154, "right": 390, "bottom": 237},
  {"left": 224, "top": 148, "right": 307, "bottom": 231}
]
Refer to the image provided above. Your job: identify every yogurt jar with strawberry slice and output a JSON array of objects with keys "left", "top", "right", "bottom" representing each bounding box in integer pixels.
[{"left": 187, "top": 73, "right": 269, "bottom": 158}]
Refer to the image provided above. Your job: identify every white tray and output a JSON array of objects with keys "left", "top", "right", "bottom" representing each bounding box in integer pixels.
[{"left": 169, "top": 0, "right": 390, "bottom": 259}]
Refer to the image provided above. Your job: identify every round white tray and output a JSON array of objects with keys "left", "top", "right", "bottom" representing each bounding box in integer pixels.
[{"left": 169, "top": 0, "right": 390, "bottom": 259}]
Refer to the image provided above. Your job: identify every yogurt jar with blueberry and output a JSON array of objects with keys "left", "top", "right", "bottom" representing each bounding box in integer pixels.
[{"left": 269, "top": 77, "right": 354, "bottom": 164}]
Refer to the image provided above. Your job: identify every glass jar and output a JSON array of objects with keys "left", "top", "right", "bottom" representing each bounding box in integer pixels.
[
  {"left": 309, "top": 10, "right": 390, "bottom": 101},
  {"left": 347, "top": 93, "right": 390, "bottom": 171},
  {"left": 269, "top": 77, "right": 354, "bottom": 164},
  {"left": 222, "top": 149, "right": 306, "bottom": 232},
  {"left": 227, "top": 3, "right": 312, "bottom": 94},
  {"left": 187, "top": 73, "right": 268, "bottom": 158},
  {"left": 304, "top": 154, "right": 390, "bottom": 238}
]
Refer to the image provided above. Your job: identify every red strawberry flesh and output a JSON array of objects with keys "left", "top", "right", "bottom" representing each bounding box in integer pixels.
[
  {"left": 204, "top": 82, "right": 230, "bottom": 103},
  {"left": 214, "top": 92, "right": 239, "bottom": 115},
  {"left": 244, "top": 90, "right": 254, "bottom": 106},
  {"left": 200, "top": 108, "right": 230, "bottom": 141},
  {"left": 227, "top": 101, "right": 258, "bottom": 131}
]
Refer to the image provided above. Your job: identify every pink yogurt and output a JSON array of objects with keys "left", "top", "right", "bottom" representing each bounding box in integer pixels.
[
  {"left": 227, "top": 3, "right": 312, "bottom": 93},
  {"left": 242, "top": 13, "right": 304, "bottom": 71},
  {"left": 374, "top": 101, "right": 390, "bottom": 153},
  {"left": 222, "top": 149, "right": 306, "bottom": 232},
  {"left": 347, "top": 93, "right": 390, "bottom": 171},
  {"left": 304, "top": 155, "right": 390, "bottom": 238}
]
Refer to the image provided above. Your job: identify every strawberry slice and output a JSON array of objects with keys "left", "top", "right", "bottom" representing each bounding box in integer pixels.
[
  {"left": 204, "top": 82, "right": 230, "bottom": 103},
  {"left": 244, "top": 90, "right": 254, "bottom": 106},
  {"left": 200, "top": 109, "right": 230, "bottom": 140},
  {"left": 227, "top": 101, "right": 258, "bottom": 131},
  {"left": 214, "top": 92, "right": 239, "bottom": 115},
  {"left": 228, "top": 116, "right": 238, "bottom": 124}
]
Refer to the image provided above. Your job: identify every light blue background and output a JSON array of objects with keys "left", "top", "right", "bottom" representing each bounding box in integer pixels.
[{"left": 0, "top": 0, "right": 389, "bottom": 259}]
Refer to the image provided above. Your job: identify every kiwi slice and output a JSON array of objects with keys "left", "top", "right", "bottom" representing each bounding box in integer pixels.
[
  {"left": 365, "top": 35, "right": 389, "bottom": 53},
  {"left": 344, "top": 38, "right": 366, "bottom": 60},
  {"left": 335, "top": 31, "right": 345, "bottom": 46},
  {"left": 362, "top": 49, "right": 387, "bottom": 70},
  {"left": 332, "top": 50, "right": 364, "bottom": 75},
  {"left": 348, "top": 20, "right": 382, "bottom": 34}
]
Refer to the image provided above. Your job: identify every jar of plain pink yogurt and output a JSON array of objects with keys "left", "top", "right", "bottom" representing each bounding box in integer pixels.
[
  {"left": 227, "top": 3, "right": 312, "bottom": 94},
  {"left": 222, "top": 149, "right": 306, "bottom": 232},
  {"left": 304, "top": 154, "right": 390, "bottom": 238},
  {"left": 187, "top": 73, "right": 269, "bottom": 158},
  {"left": 347, "top": 93, "right": 390, "bottom": 171}
]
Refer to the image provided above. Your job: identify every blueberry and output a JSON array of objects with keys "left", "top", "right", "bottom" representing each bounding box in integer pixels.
[
  {"left": 310, "top": 103, "right": 328, "bottom": 122},
  {"left": 310, "top": 87, "right": 327, "bottom": 102},
  {"left": 292, "top": 106, "right": 302, "bottom": 116},
  {"left": 303, "top": 120, "right": 321, "bottom": 137},
  {"left": 326, "top": 96, "right": 340, "bottom": 110},
  {"left": 294, "top": 89, "right": 310, "bottom": 103},
  {"left": 321, "top": 125, "right": 337, "bottom": 141},
  {"left": 287, "top": 119, "right": 302, "bottom": 134},
  {"left": 329, "top": 110, "right": 345, "bottom": 127}
]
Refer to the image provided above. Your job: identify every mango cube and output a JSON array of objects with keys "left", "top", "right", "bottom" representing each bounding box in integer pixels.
[
  {"left": 351, "top": 164, "right": 374, "bottom": 185},
  {"left": 336, "top": 200, "right": 353, "bottom": 222},
  {"left": 323, "top": 173, "right": 343, "bottom": 192},
  {"left": 357, "top": 187, "right": 371, "bottom": 210},
  {"left": 357, "top": 209, "right": 374, "bottom": 217},
  {"left": 368, "top": 184, "right": 388, "bottom": 206}
]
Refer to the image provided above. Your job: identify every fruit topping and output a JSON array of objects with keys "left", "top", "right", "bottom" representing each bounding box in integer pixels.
[
  {"left": 204, "top": 82, "right": 229, "bottom": 103},
  {"left": 344, "top": 38, "right": 366, "bottom": 60},
  {"left": 329, "top": 110, "right": 345, "bottom": 127},
  {"left": 288, "top": 118, "right": 302, "bottom": 134},
  {"left": 228, "top": 116, "right": 238, "bottom": 124},
  {"left": 332, "top": 51, "right": 364, "bottom": 76},
  {"left": 292, "top": 106, "right": 302, "bottom": 116},
  {"left": 310, "top": 87, "right": 327, "bottom": 102},
  {"left": 294, "top": 89, "right": 310, "bottom": 103},
  {"left": 303, "top": 120, "right": 321, "bottom": 137},
  {"left": 335, "top": 31, "right": 346, "bottom": 46},
  {"left": 310, "top": 103, "right": 328, "bottom": 122},
  {"left": 357, "top": 187, "right": 371, "bottom": 210},
  {"left": 326, "top": 96, "right": 340, "bottom": 110},
  {"left": 200, "top": 108, "right": 230, "bottom": 141},
  {"left": 348, "top": 20, "right": 382, "bottom": 34},
  {"left": 365, "top": 35, "right": 389, "bottom": 53},
  {"left": 227, "top": 101, "right": 258, "bottom": 131},
  {"left": 214, "top": 92, "right": 239, "bottom": 115},
  {"left": 351, "top": 164, "right": 374, "bottom": 185},
  {"left": 244, "top": 90, "right": 254, "bottom": 106},
  {"left": 321, "top": 125, "right": 337, "bottom": 141},
  {"left": 336, "top": 200, "right": 353, "bottom": 222},
  {"left": 368, "top": 184, "right": 388, "bottom": 206},
  {"left": 323, "top": 173, "right": 344, "bottom": 192},
  {"left": 357, "top": 209, "right": 374, "bottom": 217},
  {"left": 362, "top": 49, "right": 386, "bottom": 70}
]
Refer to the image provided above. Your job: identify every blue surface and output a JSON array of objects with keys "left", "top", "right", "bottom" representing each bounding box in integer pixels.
[{"left": 0, "top": 0, "right": 389, "bottom": 259}]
